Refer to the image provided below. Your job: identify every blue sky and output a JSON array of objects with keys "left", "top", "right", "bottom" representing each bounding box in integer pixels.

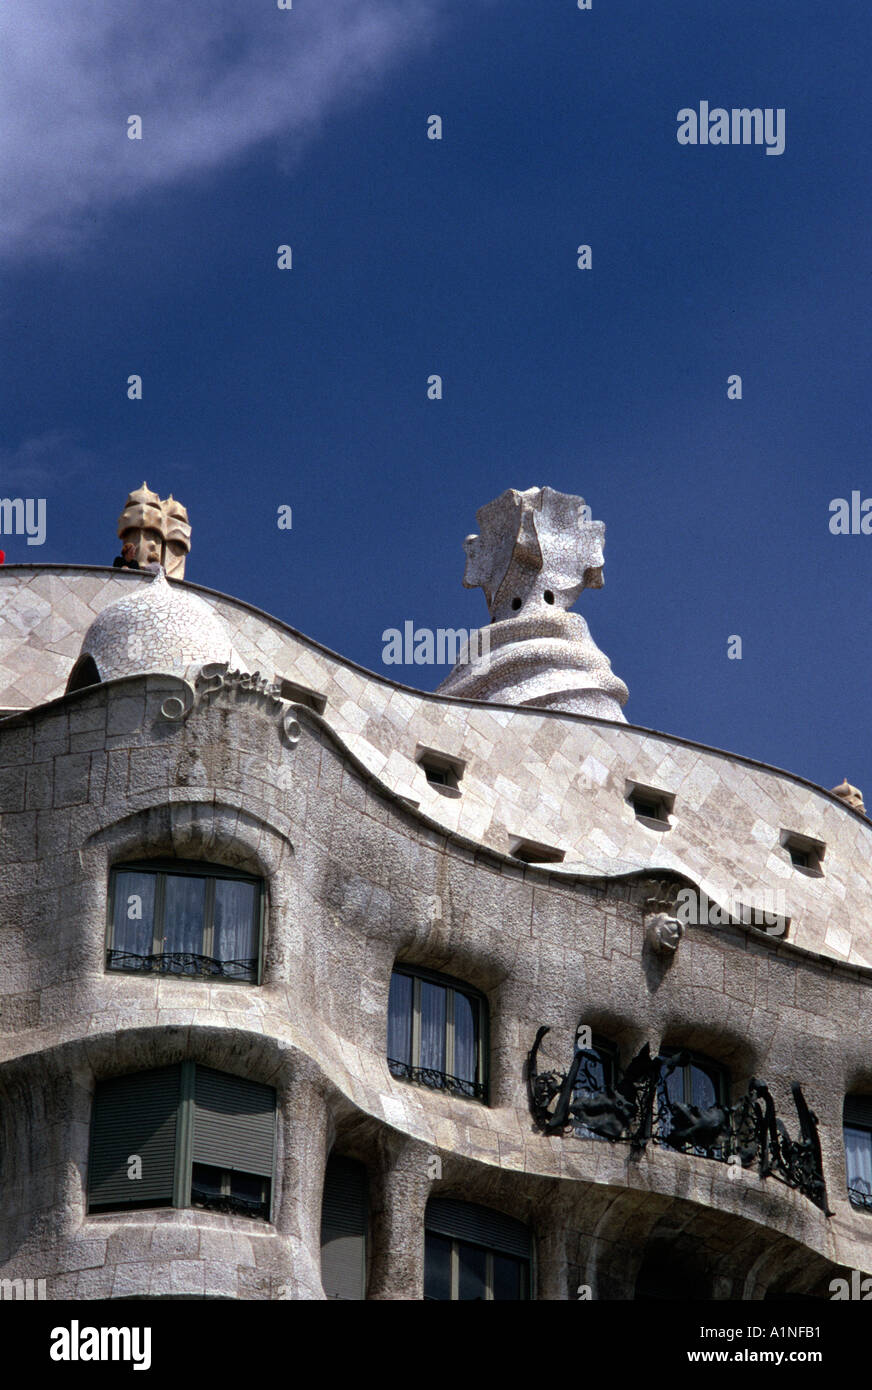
[{"left": 2, "top": 0, "right": 872, "bottom": 796}]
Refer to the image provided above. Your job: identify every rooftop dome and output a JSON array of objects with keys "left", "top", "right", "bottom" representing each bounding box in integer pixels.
[{"left": 66, "top": 568, "right": 246, "bottom": 691}]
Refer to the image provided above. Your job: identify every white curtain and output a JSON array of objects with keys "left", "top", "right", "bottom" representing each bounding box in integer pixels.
[
  {"left": 845, "top": 1126, "right": 872, "bottom": 1199},
  {"left": 453, "top": 991, "right": 476, "bottom": 1085},
  {"left": 212, "top": 879, "right": 258, "bottom": 967},
  {"left": 420, "top": 982, "right": 446, "bottom": 1073},
  {"left": 163, "top": 875, "right": 206, "bottom": 955},
  {"left": 111, "top": 870, "right": 155, "bottom": 956},
  {"left": 387, "top": 973, "right": 412, "bottom": 1066}
]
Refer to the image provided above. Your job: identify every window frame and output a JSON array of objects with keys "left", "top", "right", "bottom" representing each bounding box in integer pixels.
[
  {"left": 655, "top": 1048, "right": 730, "bottom": 1157},
  {"left": 626, "top": 781, "right": 675, "bottom": 829},
  {"left": 387, "top": 964, "right": 488, "bottom": 1103},
  {"left": 87, "top": 1061, "right": 276, "bottom": 1221},
  {"left": 658, "top": 1048, "right": 729, "bottom": 1108},
  {"left": 843, "top": 1096, "right": 872, "bottom": 1212},
  {"left": 424, "top": 1231, "right": 530, "bottom": 1301},
  {"left": 572, "top": 1036, "right": 621, "bottom": 1139},
  {"left": 106, "top": 858, "right": 265, "bottom": 985}
]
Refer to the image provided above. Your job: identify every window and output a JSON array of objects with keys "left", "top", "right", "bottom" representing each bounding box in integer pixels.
[
  {"left": 424, "top": 1199, "right": 531, "bottom": 1300},
  {"left": 509, "top": 837, "right": 565, "bottom": 865},
  {"left": 780, "top": 831, "right": 825, "bottom": 877},
  {"left": 107, "top": 859, "right": 262, "bottom": 982},
  {"left": 277, "top": 678, "right": 327, "bottom": 714},
  {"left": 844, "top": 1096, "right": 872, "bottom": 1211},
  {"left": 627, "top": 782, "right": 674, "bottom": 827},
  {"left": 415, "top": 746, "right": 465, "bottom": 796},
  {"left": 88, "top": 1063, "right": 276, "bottom": 1219},
  {"left": 572, "top": 1038, "right": 621, "bottom": 1140},
  {"left": 655, "top": 1050, "right": 729, "bottom": 1158},
  {"left": 387, "top": 966, "right": 487, "bottom": 1101},
  {"left": 320, "top": 1155, "right": 368, "bottom": 1300}
]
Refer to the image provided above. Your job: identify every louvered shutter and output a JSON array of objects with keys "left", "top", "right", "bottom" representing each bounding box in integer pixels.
[
  {"left": 192, "top": 1067, "right": 275, "bottom": 1176},
  {"left": 320, "top": 1156, "right": 368, "bottom": 1300},
  {"left": 88, "top": 1066, "right": 180, "bottom": 1210},
  {"left": 844, "top": 1095, "right": 872, "bottom": 1128},
  {"left": 425, "top": 1198, "right": 530, "bottom": 1259}
]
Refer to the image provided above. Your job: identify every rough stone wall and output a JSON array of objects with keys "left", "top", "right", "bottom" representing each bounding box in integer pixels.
[
  {"left": 1, "top": 566, "right": 870, "bottom": 969},
  {"left": 0, "top": 671, "right": 869, "bottom": 1297}
]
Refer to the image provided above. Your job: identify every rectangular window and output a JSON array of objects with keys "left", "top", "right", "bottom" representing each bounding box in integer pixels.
[
  {"left": 424, "top": 1199, "right": 531, "bottom": 1300},
  {"left": 107, "top": 860, "right": 262, "bottom": 982},
  {"left": 424, "top": 1233, "right": 530, "bottom": 1300},
  {"left": 387, "top": 967, "right": 486, "bottom": 1101},
  {"left": 320, "top": 1155, "right": 368, "bottom": 1300},
  {"left": 88, "top": 1063, "right": 276, "bottom": 1220},
  {"left": 844, "top": 1097, "right": 872, "bottom": 1211}
]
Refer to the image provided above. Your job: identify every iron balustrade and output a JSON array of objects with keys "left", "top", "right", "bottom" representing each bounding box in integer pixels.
[
  {"left": 527, "top": 1026, "right": 831, "bottom": 1214},
  {"left": 106, "top": 949, "right": 258, "bottom": 982},
  {"left": 190, "top": 1189, "right": 270, "bottom": 1220},
  {"left": 388, "top": 1057, "right": 486, "bottom": 1101}
]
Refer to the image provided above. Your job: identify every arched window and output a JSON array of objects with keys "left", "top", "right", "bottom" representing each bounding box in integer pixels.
[
  {"left": 107, "top": 859, "right": 263, "bottom": 982},
  {"left": 88, "top": 1064, "right": 276, "bottom": 1220},
  {"left": 424, "top": 1199, "right": 531, "bottom": 1301},
  {"left": 320, "top": 1155, "right": 368, "bottom": 1300},
  {"left": 843, "top": 1095, "right": 872, "bottom": 1211},
  {"left": 655, "top": 1049, "right": 730, "bottom": 1158},
  {"left": 387, "top": 966, "right": 487, "bottom": 1101},
  {"left": 572, "top": 1036, "right": 621, "bottom": 1140}
]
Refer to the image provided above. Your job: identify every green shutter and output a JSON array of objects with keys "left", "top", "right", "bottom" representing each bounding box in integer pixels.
[
  {"left": 844, "top": 1095, "right": 872, "bottom": 1128},
  {"left": 88, "top": 1066, "right": 180, "bottom": 1210},
  {"left": 425, "top": 1198, "right": 530, "bottom": 1259},
  {"left": 320, "top": 1156, "right": 368, "bottom": 1300},
  {"left": 192, "top": 1066, "right": 275, "bottom": 1177}
]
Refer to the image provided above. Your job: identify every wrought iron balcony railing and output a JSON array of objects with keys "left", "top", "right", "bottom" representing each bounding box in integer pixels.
[
  {"left": 527, "top": 1026, "right": 831, "bottom": 1215},
  {"left": 388, "top": 1057, "right": 486, "bottom": 1101},
  {"left": 848, "top": 1183, "right": 872, "bottom": 1212},
  {"left": 106, "top": 950, "right": 258, "bottom": 982},
  {"left": 190, "top": 1189, "right": 270, "bottom": 1220}
]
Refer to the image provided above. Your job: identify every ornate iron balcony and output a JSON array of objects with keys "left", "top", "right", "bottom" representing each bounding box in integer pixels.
[
  {"left": 388, "top": 1057, "right": 486, "bottom": 1101},
  {"left": 848, "top": 1183, "right": 872, "bottom": 1212},
  {"left": 106, "top": 950, "right": 258, "bottom": 982},
  {"left": 527, "top": 1026, "right": 830, "bottom": 1215}
]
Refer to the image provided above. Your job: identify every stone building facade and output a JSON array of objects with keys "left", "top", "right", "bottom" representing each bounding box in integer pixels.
[{"left": 1, "top": 489, "right": 871, "bottom": 1300}]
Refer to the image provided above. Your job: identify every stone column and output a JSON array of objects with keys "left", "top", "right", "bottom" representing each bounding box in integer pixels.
[
  {"left": 366, "top": 1131, "right": 434, "bottom": 1300},
  {"left": 273, "top": 1067, "right": 332, "bottom": 1299},
  {"left": 534, "top": 1211, "right": 571, "bottom": 1300}
]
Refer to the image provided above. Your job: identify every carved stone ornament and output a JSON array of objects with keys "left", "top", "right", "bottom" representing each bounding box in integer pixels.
[
  {"left": 160, "top": 659, "right": 302, "bottom": 747},
  {"left": 437, "top": 486, "right": 628, "bottom": 719},
  {"left": 644, "top": 912, "right": 685, "bottom": 955}
]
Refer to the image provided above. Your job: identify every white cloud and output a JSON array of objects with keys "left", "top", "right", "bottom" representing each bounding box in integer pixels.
[
  {"left": 0, "top": 0, "right": 472, "bottom": 259},
  {"left": 0, "top": 430, "right": 96, "bottom": 487}
]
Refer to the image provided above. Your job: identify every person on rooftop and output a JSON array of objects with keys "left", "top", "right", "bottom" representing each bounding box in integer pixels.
[{"left": 112, "top": 541, "right": 141, "bottom": 570}]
